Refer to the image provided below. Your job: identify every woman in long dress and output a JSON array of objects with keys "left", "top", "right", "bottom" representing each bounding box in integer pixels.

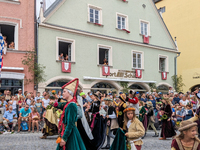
[
  {"left": 55, "top": 78, "right": 86, "bottom": 150},
  {"left": 159, "top": 98, "right": 176, "bottom": 140}
]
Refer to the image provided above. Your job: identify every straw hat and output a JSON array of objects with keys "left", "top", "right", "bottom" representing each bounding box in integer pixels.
[
  {"left": 178, "top": 120, "right": 197, "bottom": 132},
  {"left": 146, "top": 101, "right": 153, "bottom": 107}
]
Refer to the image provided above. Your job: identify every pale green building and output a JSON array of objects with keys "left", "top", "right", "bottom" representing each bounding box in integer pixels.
[{"left": 38, "top": 0, "right": 179, "bottom": 94}]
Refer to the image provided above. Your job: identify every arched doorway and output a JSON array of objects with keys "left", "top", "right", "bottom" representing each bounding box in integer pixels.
[
  {"left": 91, "top": 82, "right": 117, "bottom": 94},
  {"left": 190, "top": 84, "right": 200, "bottom": 92},
  {"left": 157, "top": 85, "right": 169, "bottom": 94},
  {"left": 129, "top": 84, "right": 147, "bottom": 94}
]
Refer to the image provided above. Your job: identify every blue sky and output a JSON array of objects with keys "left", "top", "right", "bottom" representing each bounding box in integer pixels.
[{"left": 36, "top": 0, "right": 56, "bottom": 17}]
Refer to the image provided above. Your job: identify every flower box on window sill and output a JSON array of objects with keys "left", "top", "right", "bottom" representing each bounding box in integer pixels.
[
  {"left": 87, "top": 21, "right": 104, "bottom": 27},
  {"left": 122, "top": 29, "right": 130, "bottom": 33}
]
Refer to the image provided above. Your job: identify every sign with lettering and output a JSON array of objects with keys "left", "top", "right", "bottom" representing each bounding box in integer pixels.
[
  {"left": 193, "top": 73, "right": 200, "bottom": 79},
  {"left": 100, "top": 68, "right": 136, "bottom": 79}
]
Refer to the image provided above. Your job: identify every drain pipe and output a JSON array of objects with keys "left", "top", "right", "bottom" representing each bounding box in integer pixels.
[{"left": 174, "top": 37, "right": 180, "bottom": 91}]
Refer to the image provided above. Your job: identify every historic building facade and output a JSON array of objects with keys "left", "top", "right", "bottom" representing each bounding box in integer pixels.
[
  {"left": 155, "top": 0, "right": 200, "bottom": 92},
  {"left": 38, "top": 0, "right": 179, "bottom": 94},
  {"left": 0, "top": 0, "right": 35, "bottom": 94}
]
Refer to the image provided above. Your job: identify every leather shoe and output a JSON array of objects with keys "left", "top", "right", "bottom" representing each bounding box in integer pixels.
[{"left": 101, "top": 144, "right": 110, "bottom": 149}]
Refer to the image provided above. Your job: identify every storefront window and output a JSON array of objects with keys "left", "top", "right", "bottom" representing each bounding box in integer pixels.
[{"left": 0, "top": 79, "right": 23, "bottom": 95}]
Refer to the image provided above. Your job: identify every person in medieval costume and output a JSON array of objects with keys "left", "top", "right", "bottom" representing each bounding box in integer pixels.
[
  {"left": 40, "top": 96, "right": 58, "bottom": 139},
  {"left": 171, "top": 120, "right": 200, "bottom": 150},
  {"left": 146, "top": 101, "right": 159, "bottom": 137},
  {"left": 113, "top": 93, "right": 127, "bottom": 128},
  {"left": 102, "top": 98, "right": 119, "bottom": 149},
  {"left": 55, "top": 78, "right": 86, "bottom": 150},
  {"left": 123, "top": 106, "right": 145, "bottom": 150},
  {"left": 76, "top": 92, "right": 107, "bottom": 150},
  {"left": 159, "top": 98, "right": 176, "bottom": 140},
  {"left": 127, "top": 90, "right": 139, "bottom": 117},
  {"left": 188, "top": 92, "right": 200, "bottom": 138}
]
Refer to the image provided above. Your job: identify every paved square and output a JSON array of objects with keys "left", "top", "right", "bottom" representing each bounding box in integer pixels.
[{"left": 0, "top": 131, "right": 172, "bottom": 150}]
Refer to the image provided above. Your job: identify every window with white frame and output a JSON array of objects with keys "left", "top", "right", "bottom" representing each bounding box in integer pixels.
[
  {"left": 56, "top": 37, "right": 75, "bottom": 62},
  {"left": 140, "top": 20, "right": 150, "bottom": 36},
  {"left": 117, "top": 13, "right": 128, "bottom": 30},
  {"left": 88, "top": 5, "right": 102, "bottom": 24},
  {"left": 132, "top": 52, "right": 143, "bottom": 69},
  {"left": 0, "top": 24, "right": 15, "bottom": 49},
  {"left": 159, "top": 55, "right": 168, "bottom": 72},
  {"left": 98, "top": 45, "right": 112, "bottom": 66}
]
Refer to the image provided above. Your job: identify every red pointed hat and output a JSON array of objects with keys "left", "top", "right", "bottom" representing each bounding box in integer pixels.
[{"left": 62, "top": 78, "right": 79, "bottom": 97}]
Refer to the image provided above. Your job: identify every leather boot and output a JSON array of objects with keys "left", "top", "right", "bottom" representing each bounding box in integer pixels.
[
  {"left": 101, "top": 144, "right": 110, "bottom": 149},
  {"left": 40, "top": 135, "right": 47, "bottom": 139}
]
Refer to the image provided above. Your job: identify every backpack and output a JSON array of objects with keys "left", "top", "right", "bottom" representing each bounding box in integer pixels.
[
  {"left": 21, "top": 121, "right": 28, "bottom": 131},
  {"left": 0, "top": 124, "right": 4, "bottom": 131}
]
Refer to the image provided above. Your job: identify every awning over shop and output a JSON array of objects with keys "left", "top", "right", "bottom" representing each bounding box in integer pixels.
[{"left": 83, "top": 76, "right": 156, "bottom": 83}]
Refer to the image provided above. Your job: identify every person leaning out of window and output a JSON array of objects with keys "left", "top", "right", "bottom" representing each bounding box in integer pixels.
[
  {"left": 59, "top": 53, "right": 64, "bottom": 61},
  {"left": 103, "top": 58, "right": 108, "bottom": 65}
]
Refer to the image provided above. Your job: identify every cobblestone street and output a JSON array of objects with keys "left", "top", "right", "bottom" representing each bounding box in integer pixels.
[{"left": 0, "top": 131, "right": 172, "bottom": 150}]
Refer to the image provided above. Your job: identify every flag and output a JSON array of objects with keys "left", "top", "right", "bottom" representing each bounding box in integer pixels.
[{"left": 0, "top": 34, "right": 4, "bottom": 86}]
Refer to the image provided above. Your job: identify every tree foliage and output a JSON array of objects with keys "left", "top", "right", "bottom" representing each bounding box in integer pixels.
[
  {"left": 171, "top": 75, "right": 185, "bottom": 93},
  {"left": 119, "top": 81, "right": 130, "bottom": 94},
  {"left": 22, "top": 51, "right": 46, "bottom": 85}
]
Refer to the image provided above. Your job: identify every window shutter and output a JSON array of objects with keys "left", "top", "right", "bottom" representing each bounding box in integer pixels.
[
  {"left": 133, "top": 53, "right": 136, "bottom": 68},
  {"left": 68, "top": 44, "right": 71, "bottom": 61}
]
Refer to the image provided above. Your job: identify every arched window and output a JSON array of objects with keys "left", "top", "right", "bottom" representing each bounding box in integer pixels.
[
  {"left": 91, "top": 82, "right": 117, "bottom": 94},
  {"left": 46, "top": 80, "right": 70, "bottom": 87},
  {"left": 157, "top": 85, "right": 169, "bottom": 93},
  {"left": 190, "top": 84, "right": 200, "bottom": 92},
  {"left": 129, "top": 84, "right": 146, "bottom": 91},
  {"left": 46, "top": 80, "right": 81, "bottom": 93}
]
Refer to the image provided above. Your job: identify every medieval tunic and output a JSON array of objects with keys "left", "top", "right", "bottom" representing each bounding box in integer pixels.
[
  {"left": 56, "top": 102, "right": 86, "bottom": 150},
  {"left": 113, "top": 101, "right": 126, "bottom": 128},
  {"left": 161, "top": 104, "right": 176, "bottom": 138},
  {"left": 126, "top": 118, "right": 145, "bottom": 147},
  {"left": 171, "top": 138, "right": 200, "bottom": 150},
  {"left": 42, "top": 107, "right": 58, "bottom": 136},
  {"left": 139, "top": 106, "right": 146, "bottom": 122}
]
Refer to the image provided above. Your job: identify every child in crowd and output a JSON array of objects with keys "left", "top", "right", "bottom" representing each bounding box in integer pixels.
[
  {"left": 171, "top": 120, "right": 200, "bottom": 150},
  {"left": 0, "top": 96, "right": 7, "bottom": 111},
  {"left": 176, "top": 106, "right": 184, "bottom": 121},
  {"left": 123, "top": 106, "right": 145, "bottom": 150},
  {"left": 35, "top": 98, "right": 42, "bottom": 120},
  {"left": 183, "top": 104, "right": 194, "bottom": 120},
  {"left": 30, "top": 101, "right": 36, "bottom": 111},
  {"left": 31, "top": 107, "right": 40, "bottom": 133}
]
